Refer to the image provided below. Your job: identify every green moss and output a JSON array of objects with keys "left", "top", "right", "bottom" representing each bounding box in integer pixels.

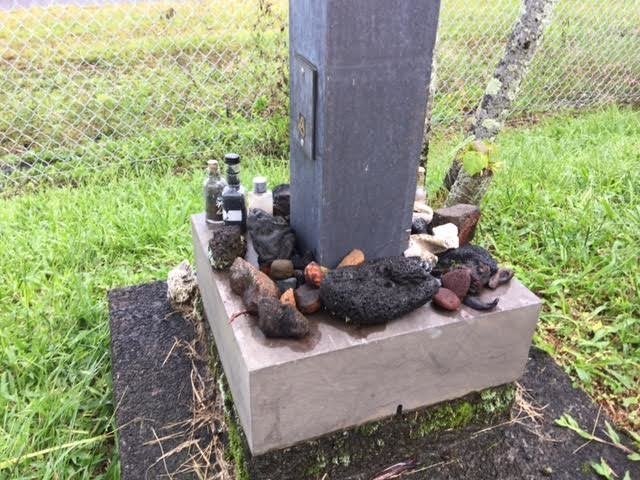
[
  {"left": 304, "top": 454, "right": 328, "bottom": 478},
  {"left": 225, "top": 412, "right": 250, "bottom": 480}
]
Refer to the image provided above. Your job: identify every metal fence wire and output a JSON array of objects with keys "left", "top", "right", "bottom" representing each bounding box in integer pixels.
[{"left": 1, "top": 0, "right": 639, "bottom": 193}]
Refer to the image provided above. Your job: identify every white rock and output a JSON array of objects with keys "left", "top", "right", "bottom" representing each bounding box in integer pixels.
[
  {"left": 404, "top": 235, "right": 440, "bottom": 268},
  {"left": 413, "top": 203, "right": 434, "bottom": 223},
  {"left": 432, "top": 223, "right": 459, "bottom": 250}
]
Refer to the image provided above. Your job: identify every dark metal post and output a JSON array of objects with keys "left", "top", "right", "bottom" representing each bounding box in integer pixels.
[{"left": 289, "top": 0, "right": 441, "bottom": 267}]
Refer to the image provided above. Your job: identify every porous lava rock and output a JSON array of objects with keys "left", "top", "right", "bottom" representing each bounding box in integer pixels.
[
  {"left": 207, "top": 225, "right": 246, "bottom": 271},
  {"left": 272, "top": 184, "right": 291, "bottom": 219},
  {"left": 320, "top": 257, "right": 439, "bottom": 325},
  {"left": 270, "top": 259, "right": 294, "bottom": 280},
  {"left": 432, "top": 288, "right": 461, "bottom": 311},
  {"left": 337, "top": 249, "right": 365, "bottom": 268},
  {"left": 246, "top": 209, "right": 296, "bottom": 265},
  {"left": 229, "top": 257, "right": 279, "bottom": 314},
  {"left": 435, "top": 245, "right": 499, "bottom": 295},
  {"left": 432, "top": 204, "right": 481, "bottom": 246},
  {"left": 257, "top": 297, "right": 309, "bottom": 339},
  {"left": 441, "top": 268, "right": 471, "bottom": 300},
  {"left": 294, "top": 284, "right": 322, "bottom": 315},
  {"left": 411, "top": 217, "right": 432, "bottom": 235}
]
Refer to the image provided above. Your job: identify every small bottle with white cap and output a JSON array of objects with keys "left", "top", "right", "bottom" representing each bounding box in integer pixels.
[{"left": 248, "top": 176, "right": 273, "bottom": 215}]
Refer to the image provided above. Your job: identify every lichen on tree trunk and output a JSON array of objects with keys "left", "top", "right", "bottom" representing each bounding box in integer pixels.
[{"left": 444, "top": 0, "right": 558, "bottom": 206}]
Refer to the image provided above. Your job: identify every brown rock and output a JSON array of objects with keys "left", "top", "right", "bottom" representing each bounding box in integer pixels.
[
  {"left": 257, "top": 297, "right": 309, "bottom": 339},
  {"left": 431, "top": 204, "right": 481, "bottom": 246},
  {"left": 294, "top": 284, "right": 322, "bottom": 315},
  {"left": 337, "top": 249, "right": 365, "bottom": 268},
  {"left": 270, "top": 259, "right": 294, "bottom": 280},
  {"left": 432, "top": 288, "right": 461, "bottom": 311},
  {"left": 280, "top": 288, "right": 296, "bottom": 308},
  {"left": 229, "top": 257, "right": 279, "bottom": 313},
  {"left": 304, "top": 262, "right": 328, "bottom": 288},
  {"left": 441, "top": 268, "right": 472, "bottom": 300}
]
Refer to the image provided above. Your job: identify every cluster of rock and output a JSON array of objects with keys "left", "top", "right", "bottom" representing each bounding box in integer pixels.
[
  {"left": 405, "top": 203, "right": 514, "bottom": 312},
  {"left": 207, "top": 187, "right": 513, "bottom": 338}
]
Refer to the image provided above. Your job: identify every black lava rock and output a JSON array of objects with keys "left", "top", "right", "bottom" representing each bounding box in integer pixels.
[
  {"left": 272, "top": 184, "right": 291, "bottom": 219},
  {"left": 207, "top": 225, "right": 246, "bottom": 271},
  {"left": 291, "top": 250, "right": 315, "bottom": 271},
  {"left": 320, "top": 256, "right": 439, "bottom": 325},
  {"left": 411, "top": 217, "right": 433, "bottom": 235},
  {"left": 257, "top": 297, "right": 309, "bottom": 339},
  {"left": 434, "top": 245, "right": 498, "bottom": 294},
  {"left": 247, "top": 209, "right": 296, "bottom": 266}
]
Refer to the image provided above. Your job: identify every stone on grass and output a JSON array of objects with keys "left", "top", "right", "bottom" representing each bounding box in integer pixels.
[
  {"left": 229, "top": 257, "right": 279, "bottom": 314},
  {"left": 280, "top": 288, "right": 297, "bottom": 308},
  {"left": 166, "top": 261, "right": 198, "bottom": 307},
  {"left": 272, "top": 184, "right": 291, "bottom": 219},
  {"left": 337, "top": 249, "right": 365, "bottom": 268},
  {"left": 257, "top": 297, "right": 309, "bottom": 339},
  {"left": 320, "top": 257, "right": 439, "bottom": 325},
  {"left": 432, "top": 287, "right": 461, "bottom": 311},
  {"left": 207, "top": 225, "right": 246, "bottom": 271},
  {"left": 432, "top": 223, "right": 459, "bottom": 250},
  {"left": 276, "top": 277, "right": 298, "bottom": 295},
  {"left": 304, "top": 262, "right": 328, "bottom": 288},
  {"left": 294, "top": 284, "right": 322, "bottom": 315},
  {"left": 432, "top": 204, "right": 481, "bottom": 246},
  {"left": 441, "top": 268, "right": 472, "bottom": 300},
  {"left": 270, "top": 259, "right": 294, "bottom": 280},
  {"left": 246, "top": 209, "right": 296, "bottom": 265}
]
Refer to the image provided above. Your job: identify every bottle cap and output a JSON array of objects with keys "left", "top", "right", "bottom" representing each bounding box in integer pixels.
[
  {"left": 207, "top": 160, "right": 219, "bottom": 173},
  {"left": 224, "top": 153, "right": 241, "bottom": 165},
  {"left": 253, "top": 176, "right": 267, "bottom": 194}
]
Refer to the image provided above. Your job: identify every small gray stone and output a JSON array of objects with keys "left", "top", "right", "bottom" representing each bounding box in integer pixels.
[
  {"left": 271, "top": 259, "right": 295, "bottom": 280},
  {"left": 276, "top": 277, "right": 298, "bottom": 295}
]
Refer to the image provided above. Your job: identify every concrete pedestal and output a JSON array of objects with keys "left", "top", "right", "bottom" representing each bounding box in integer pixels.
[{"left": 192, "top": 213, "right": 542, "bottom": 455}]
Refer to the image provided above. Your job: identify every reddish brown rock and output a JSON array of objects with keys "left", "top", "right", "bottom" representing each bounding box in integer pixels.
[
  {"left": 257, "top": 297, "right": 309, "bottom": 339},
  {"left": 229, "top": 257, "right": 279, "bottom": 313},
  {"left": 432, "top": 204, "right": 481, "bottom": 246},
  {"left": 441, "top": 268, "right": 472, "bottom": 300},
  {"left": 294, "top": 284, "right": 322, "bottom": 315},
  {"left": 304, "top": 262, "right": 328, "bottom": 288},
  {"left": 337, "top": 249, "right": 365, "bottom": 268},
  {"left": 280, "top": 288, "right": 296, "bottom": 308},
  {"left": 432, "top": 288, "right": 462, "bottom": 311}
]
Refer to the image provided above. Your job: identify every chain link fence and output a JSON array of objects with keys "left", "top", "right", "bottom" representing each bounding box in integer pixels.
[{"left": 1, "top": 0, "right": 639, "bottom": 194}]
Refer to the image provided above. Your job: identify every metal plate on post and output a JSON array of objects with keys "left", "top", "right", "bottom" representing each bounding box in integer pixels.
[{"left": 292, "top": 54, "right": 317, "bottom": 160}]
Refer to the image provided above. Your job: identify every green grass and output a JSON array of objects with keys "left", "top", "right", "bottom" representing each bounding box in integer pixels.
[
  {"left": 0, "top": 106, "right": 638, "bottom": 478},
  {"left": 2, "top": 0, "right": 638, "bottom": 193}
]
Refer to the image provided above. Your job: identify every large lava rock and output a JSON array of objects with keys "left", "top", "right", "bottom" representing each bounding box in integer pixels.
[
  {"left": 320, "top": 257, "right": 439, "bottom": 325},
  {"left": 247, "top": 209, "right": 296, "bottom": 265}
]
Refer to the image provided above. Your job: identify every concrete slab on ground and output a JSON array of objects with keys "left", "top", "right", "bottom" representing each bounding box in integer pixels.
[{"left": 192, "top": 212, "right": 542, "bottom": 454}]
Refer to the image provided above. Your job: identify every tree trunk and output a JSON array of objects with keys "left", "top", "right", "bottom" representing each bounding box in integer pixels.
[{"left": 444, "top": 0, "right": 558, "bottom": 206}]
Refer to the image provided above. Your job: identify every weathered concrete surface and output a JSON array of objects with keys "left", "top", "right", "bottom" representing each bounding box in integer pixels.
[
  {"left": 192, "top": 213, "right": 542, "bottom": 455},
  {"left": 289, "top": 0, "right": 441, "bottom": 267}
]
